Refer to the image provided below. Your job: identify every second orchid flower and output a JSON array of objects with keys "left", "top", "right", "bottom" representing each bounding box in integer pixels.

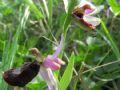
[{"left": 72, "top": 0, "right": 101, "bottom": 30}]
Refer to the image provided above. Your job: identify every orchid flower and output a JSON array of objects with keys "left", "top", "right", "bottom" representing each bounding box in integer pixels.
[
  {"left": 3, "top": 60, "right": 40, "bottom": 88},
  {"left": 3, "top": 35, "right": 65, "bottom": 90},
  {"left": 30, "top": 35, "right": 65, "bottom": 90},
  {"left": 72, "top": 0, "right": 100, "bottom": 30},
  {"left": 43, "top": 35, "right": 65, "bottom": 70},
  {"left": 39, "top": 35, "right": 65, "bottom": 90}
]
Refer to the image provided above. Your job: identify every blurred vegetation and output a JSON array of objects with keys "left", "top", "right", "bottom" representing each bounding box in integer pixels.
[{"left": 0, "top": 0, "right": 120, "bottom": 90}]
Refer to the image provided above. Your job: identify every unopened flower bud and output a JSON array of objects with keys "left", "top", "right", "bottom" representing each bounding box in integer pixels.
[{"left": 29, "top": 48, "right": 40, "bottom": 56}]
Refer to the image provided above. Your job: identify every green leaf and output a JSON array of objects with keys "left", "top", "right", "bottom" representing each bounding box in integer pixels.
[
  {"left": 59, "top": 52, "right": 74, "bottom": 90},
  {"left": 0, "top": 40, "right": 4, "bottom": 51},
  {"left": 27, "top": 81, "right": 46, "bottom": 90},
  {"left": 48, "top": 0, "right": 53, "bottom": 28},
  {"left": 63, "top": 0, "right": 77, "bottom": 31},
  {"left": 97, "top": 20, "right": 120, "bottom": 59},
  {"left": 107, "top": 0, "right": 120, "bottom": 15},
  {"left": 116, "top": 78, "right": 120, "bottom": 89},
  {"left": 63, "top": 0, "right": 77, "bottom": 41},
  {"left": 63, "top": 0, "right": 68, "bottom": 13},
  {"left": 67, "top": 0, "right": 77, "bottom": 14},
  {"left": 0, "top": 6, "right": 30, "bottom": 90},
  {"left": 25, "top": 0, "right": 43, "bottom": 19}
]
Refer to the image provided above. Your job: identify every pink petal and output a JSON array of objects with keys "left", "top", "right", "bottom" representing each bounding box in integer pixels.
[
  {"left": 52, "top": 34, "right": 64, "bottom": 60},
  {"left": 55, "top": 58, "right": 65, "bottom": 65},
  {"left": 85, "top": 9, "right": 94, "bottom": 14},
  {"left": 43, "top": 55, "right": 61, "bottom": 70},
  {"left": 39, "top": 66, "right": 58, "bottom": 90},
  {"left": 42, "top": 34, "right": 65, "bottom": 70},
  {"left": 83, "top": 15, "right": 100, "bottom": 27}
]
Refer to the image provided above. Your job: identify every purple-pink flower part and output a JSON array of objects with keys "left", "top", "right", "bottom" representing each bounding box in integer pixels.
[
  {"left": 43, "top": 55, "right": 65, "bottom": 70},
  {"left": 43, "top": 35, "right": 65, "bottom": 70},
  {"left": 72, "top": 0, "right": 100, "bottom": 30},
  {"left": 40, "top": 66, "right": 58, "bottom": 90},
  {"left": 117, "top": 0, "right": 120, "bottom": 4},
  {"left": 52, "top": 34, "right": 64, "bottom": 60}
]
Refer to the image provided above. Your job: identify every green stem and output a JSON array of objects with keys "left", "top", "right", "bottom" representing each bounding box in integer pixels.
[{"left": 73, "top": 49, "right": 90, "bottom": 90}]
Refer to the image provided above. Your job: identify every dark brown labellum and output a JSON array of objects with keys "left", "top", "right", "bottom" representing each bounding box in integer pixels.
[
  {"left": 3, "top": 60, "right": 40, "bottom": 87},
  {"left": 72, "top": 6, "right": 83, "bottom": 19}
]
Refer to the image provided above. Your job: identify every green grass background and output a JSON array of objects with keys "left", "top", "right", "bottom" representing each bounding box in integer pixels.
[{"left": 0, "top": 0, "right": 120, "bottom": 90}]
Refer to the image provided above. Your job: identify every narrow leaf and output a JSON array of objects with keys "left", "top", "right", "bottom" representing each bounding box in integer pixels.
[
  {"left": 97, "top": 20, "right": 120, "bottom": 59},
  {"left": 107, "top": 0, "right": 120, "bottom": 15},
  {"left": 63, "top": 0, "right": 68, "bottom": 13},
  {"left": 25, "top": 0, "right": 43, "bottom": 19},
  {"left": 48, "top": 0, "right": 53, "bottom": 28},
  {"left": 59, "top": 52, "right": 74, "bottom": 90}
]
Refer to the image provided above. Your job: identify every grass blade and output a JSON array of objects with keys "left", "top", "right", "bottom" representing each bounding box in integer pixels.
[
  {"left": 59, "top": 52, "right": 74, "bottom": 90},
  {"left": 0, "top": 6, "right": 30, "bottom": 90},
  {"left": 97, "top": 20, "right": 120, "bottom": 59},
  {"left": 63, "top": 0, "right": 68, "bottom": 13},
  {"left": 9, "top": 6, "right": 30, "bottom": 68},
  {"left": 48, "top": 0, "right": 53, "bottom": 28},
  {"left": 24, "top": 0, "right": 43, "bottom": 19}
]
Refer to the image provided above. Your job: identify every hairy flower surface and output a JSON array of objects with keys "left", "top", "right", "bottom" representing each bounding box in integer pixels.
[{"left": 3, "top": 61, "right": 40, "bottom": 87}]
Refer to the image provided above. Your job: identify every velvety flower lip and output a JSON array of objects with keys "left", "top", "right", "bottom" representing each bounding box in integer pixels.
[
  {"left": 3, "top": 45, "right": 61, "bottom": 90},
  {"left": 72, "top": 0, "right": 100, "bottom": 30},
  {"left": 43, "top": 35, "right": 65, "bottom": 70},
  {"left": 3, "top": 61, "right": 40, "bottom": 87}
]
